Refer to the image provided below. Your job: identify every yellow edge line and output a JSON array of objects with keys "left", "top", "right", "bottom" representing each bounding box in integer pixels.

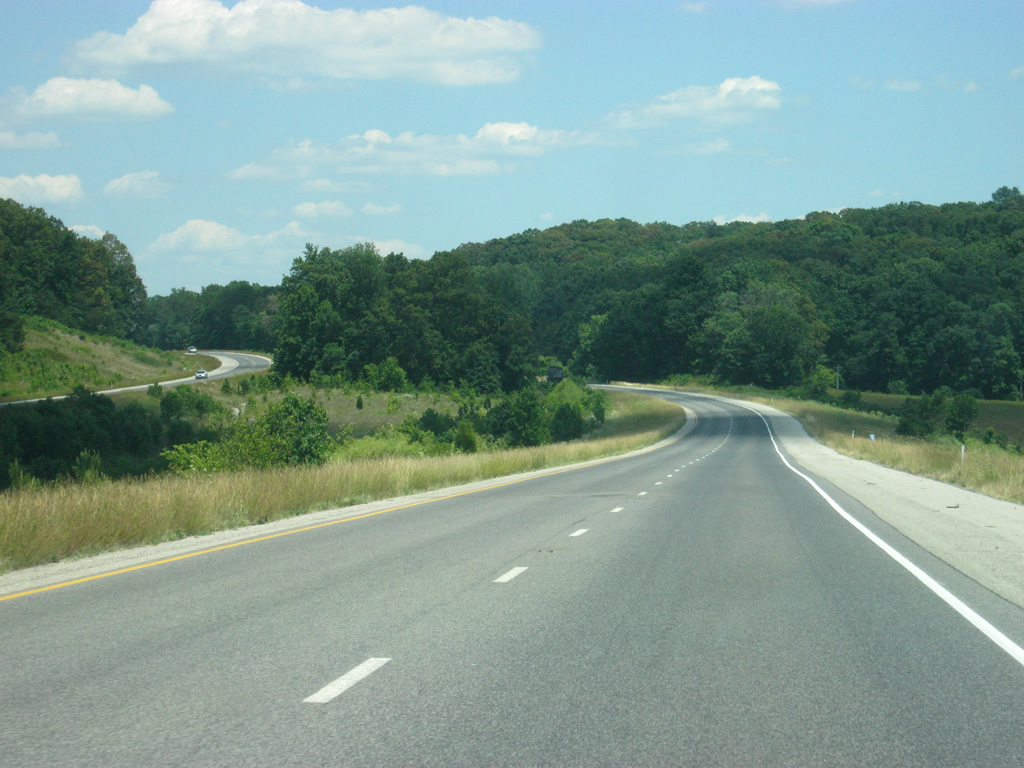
[{"left": 2, "top": 402, "right": 696, "bottom": 603}]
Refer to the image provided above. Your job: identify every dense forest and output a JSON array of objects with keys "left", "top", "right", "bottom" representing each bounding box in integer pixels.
[
  {"left": 454, "top": 186, "right": 1024, "bottom": 398},
  {"left": 0, "top": 199, "right": 146, "bottom": 350},
  {"left": 2, "top": 188, "right": 1023, "bottom": 398}
]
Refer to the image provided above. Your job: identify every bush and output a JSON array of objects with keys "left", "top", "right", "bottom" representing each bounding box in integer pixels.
[
  {"left": 454, "top": 420, "right": 479, "bottom": 453},
  {"left": 363, "top": 356, "right": 409, "bottom": 392},
  {"left": 897, "top": 395, "right": 941, "bottom": 437},
  {"left": 163, "top": 394, "right": 333, "bottom": 473},
  {"left": 945, "top": 393, "right": 978, "bottom": 440},
  {"left": 550, "top": 402, "right": 585, "bottom": 442},
  {"left": 838, "top": 390, "right": 861, "bottom": 409},
  {"left": 486, "top": 388, "right": 550, "bottom": 447}
]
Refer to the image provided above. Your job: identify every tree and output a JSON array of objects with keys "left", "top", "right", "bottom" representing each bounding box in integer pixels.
[
  {"left": 945, "top": 393, "right": 978, "bottom": 440},
  {"left": 486, "top": 388, "right": 550, "bottom": 447}
]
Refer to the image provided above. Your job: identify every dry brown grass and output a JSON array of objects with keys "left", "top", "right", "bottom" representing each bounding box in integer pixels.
[
  {"left": 731, "top": 393, "right": 1024, "bottom": 505},
  {"left": 0, "top": 391, "right": 685, "bottom": 573}
]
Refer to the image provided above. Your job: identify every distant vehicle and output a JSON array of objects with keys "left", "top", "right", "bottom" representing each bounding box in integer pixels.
[
  {"left": 548, "top": 366, "right": 565, "bottom": 383},
  {"left": 194, "top": 369, "right": 208, "bottom": 379},
  {"left": 187, "top": 346, "right": 197, "bottom": 354}
]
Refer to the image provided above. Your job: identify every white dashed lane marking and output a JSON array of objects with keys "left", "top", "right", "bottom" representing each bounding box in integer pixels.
[
  {"left": 304, "top": 658, "right": 391, "bottom": 704},
  {"left": 494, "top": 567, "right": 528, "bottom": 583}
]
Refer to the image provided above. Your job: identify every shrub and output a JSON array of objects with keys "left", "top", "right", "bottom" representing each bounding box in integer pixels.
[
  {"left": 454, "top": 420, "right": 479, "bottom": 453},
  {"left": 897, "top": 395, "right": 940, "bottom": 437},
  {"left": 487, "top": 388, "right": 550, "bottom": 447},
  {"left": 163, "top": 394, "right": 333, "bottom": 473},
  {"left": 945, "top": 393, "right": 979, "bottom": 440},
  {"left": 550, "top": 402, "right": 585, "bottom": 442},
  {"left": 838, "top": 390, "right": 861, "bottom": 409}
]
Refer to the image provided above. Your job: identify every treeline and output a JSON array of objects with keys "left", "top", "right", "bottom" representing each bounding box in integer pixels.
[
  {"left": 272, "top": 243, "right": 534, "bottom": 392},
  {"left": 0, "top": 199, "right": 147, "bottom": 350},
  {"left": 452, "top": 186, "right": 1024, "bottom": 398},
  {"left": 133, "top": 281, "right": 277, "bottom": 352},
  {"left": 5, "top": 188, "right": 1024, "bottom": 400}
]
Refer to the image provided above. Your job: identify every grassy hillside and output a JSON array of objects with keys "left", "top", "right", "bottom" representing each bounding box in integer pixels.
[{"left": 0, "top": 317, "right": 215, "bottom": 402}]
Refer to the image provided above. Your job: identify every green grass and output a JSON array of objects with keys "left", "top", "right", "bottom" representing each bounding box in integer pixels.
[
  {"left": 0, "top": 390, "right": 685, "bottom": 573},
  {"left": 0, "top": 317, "right": 212, "bottom": 401}
]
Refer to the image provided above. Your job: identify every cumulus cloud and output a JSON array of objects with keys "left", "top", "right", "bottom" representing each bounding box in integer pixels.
[
  {"left": 1011, "top": 65, "right": 1024, "bottom": 80},
  {"left": 0, "top": 173, "right": 83, "bottom": 203},
  {"left": 72, "top": 0, "right": 540, "bottom": 86},
  {"left": 713, "top": 211, "right": 772, "bottom": 224},
  {"left": 150, "top": 219, "right": 248, "bottom": 251},
  {"left": 104, "top": 170, "right": 170, "bottom": 198},
  {"left": 885, "top": 79, "right": 922, "bottom": 92},
  {"left": 70, "top": 224, "right": 106, "bottom": 239},
  {"left": 229, "top": 121, "right": 594, "bottom": 180},
  {"left": 362, "top": 202, "right": 401, "bottom": 215},
  {"left": 17, "top": 77, "right": 173, "bottom": 119},
  {"left": 687, "top": 138, "right": 731, "bottom": 154},
  {"left": 606, "top": 76, "right": 781, "bottom": 128},
  {"left": 0, "top": 129, "right": 61, "bottom": 149},
  {"left": 293, "top": 200, "right": 354, "bottom": 217},
  {"left": 355, "top": 237, "right": 426, "bottom": 259},
  {"left": 679, "top": 2, "right": 710, "bottom": 13}
]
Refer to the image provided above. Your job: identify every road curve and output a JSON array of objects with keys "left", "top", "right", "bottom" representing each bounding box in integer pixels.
[
  {"left": 0, "top": 350, "right": 272, "bottom": 407},
  {"left": 2, "top": 388, "right": 1024, "bottom": 766}
]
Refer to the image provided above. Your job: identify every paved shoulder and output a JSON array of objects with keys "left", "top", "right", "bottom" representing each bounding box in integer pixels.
[{"left": 729, "top": 397, "right": 1024, "bottom": 609}]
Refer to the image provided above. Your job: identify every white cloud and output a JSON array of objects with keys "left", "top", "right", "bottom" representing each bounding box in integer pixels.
[
  {"left": 686, "top": 138, "right": 731, "bottom": 154},
  {"left": 293, "top": 200, "right": 354, "bottom": 217},
  {"left": 714, "top": 211, "right": 772, "bottom": 224},
  {"left": 0, "top": 173, "right": 83, "bottom": 203},
  {"left": 104, "top": 170, "right": 170, "bottom": 198},
  {"left": 230, "top": 121, "right": 594, "bottom": 179},
  {"left": 362, "top": 202, "right": 401, "bottom": 215},
  {"left": 354, "top": 236, "right": 426, "bottom": 259},
  {"left": 18, "top": 77, "right": 173, "bottom": 119},
  {"left": 252, "top": 220, "right": 312, "bottom": 243},
  {"left": 0, "top": 129, "right": 61, "bottom": 149},
  {"left": 885, "top": 79, "right": 922, "bottom": 92},
  {"left": 679, "top": 2, "right": 710, "bottom": 13},
  {"left": 70, "top": 224, "right": 105, "bottom": 239},
  {"left": 936, "top": 75, "right": 978, "bottom": 94},
  {"left": 1011, "top": 65, "right": 1024, "bottom": 80},
  {"left": 151, "top": 219, "right": 248, "bottom": 251},
  {"left": 607, "top": 76, "right": 781, "bottom": 128},
  {"left": 72, "top": 0, "right": 541, "bottom": 86}
]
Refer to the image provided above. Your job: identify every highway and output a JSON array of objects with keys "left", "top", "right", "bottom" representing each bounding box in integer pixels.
[
  {"left": 0, "top": 350, "right": 272, "bottom": 407},
  {"left": 2, "top": 388, "right": 1024, "bottom": 766}
]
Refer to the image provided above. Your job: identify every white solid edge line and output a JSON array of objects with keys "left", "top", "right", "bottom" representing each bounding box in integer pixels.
[
  {"left": 494, "top": 566, "right": 528, "bottom": 583},
  {"left": 304, "top": 657, "right": 391, "bottom": 703},
  {"left": 730, "top": 399, "right": 1024, "bottom": 669},
  {"left": 570, "top": 529, "right": 589, "bottom": 537}
]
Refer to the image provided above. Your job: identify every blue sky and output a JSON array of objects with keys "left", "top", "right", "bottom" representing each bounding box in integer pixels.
[{"left": 2, "top": 0, "right": 1021, "bottom": 296}]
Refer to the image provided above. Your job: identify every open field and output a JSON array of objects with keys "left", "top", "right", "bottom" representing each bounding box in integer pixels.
[
  {"left": 0, "top": 317, "right": 213, "bottom": 402},
  {"left": 0, "top": 391, "right": 684, "bottom": 573}
]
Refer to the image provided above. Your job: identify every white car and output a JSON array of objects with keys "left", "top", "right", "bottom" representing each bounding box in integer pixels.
[
  {"left": 194, "top": 369, "right": 208, "bottom": 380},
  {"left": 187, "top": 346, "right": 197, "bottom": 354}
]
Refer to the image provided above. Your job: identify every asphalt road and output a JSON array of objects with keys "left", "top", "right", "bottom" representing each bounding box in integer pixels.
[
  {"left": 3, "top": 389, "right": 1024, "bottom": 766},
  {"left": 0, "top": 350, "right": 272, "bottom": 407}
]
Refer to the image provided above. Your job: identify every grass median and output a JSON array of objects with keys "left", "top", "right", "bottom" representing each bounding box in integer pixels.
[{"left": 0, "top": 390, "right": 685, "bottom": 574}]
